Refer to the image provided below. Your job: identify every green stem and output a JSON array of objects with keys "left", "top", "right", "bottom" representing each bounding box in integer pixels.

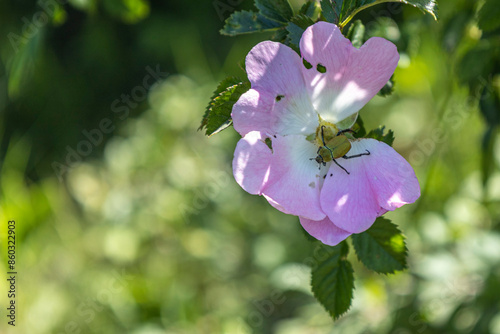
[
  {"left": 339, "top": 0, "right": 437, "bottom": 29},
  {"left": 339, "top": 0, "right": 394, "bottom": 29}
]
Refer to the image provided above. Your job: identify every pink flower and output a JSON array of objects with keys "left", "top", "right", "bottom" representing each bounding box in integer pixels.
[{"left": 232, "top": 22, "right": 420, "bottom": 246}]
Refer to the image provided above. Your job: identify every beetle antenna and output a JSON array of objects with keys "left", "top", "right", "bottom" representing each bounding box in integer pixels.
[{"left": 320, "top": 125, "right": 327, "bottom": 146}]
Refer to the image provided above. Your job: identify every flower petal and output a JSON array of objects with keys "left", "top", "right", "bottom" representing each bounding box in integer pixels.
[
  {"left": 320, "top": 138, "right": 419, "bottom": 233},
  {"left": 262, "top": 135, "right": 326, "bottom": 221},
  {"left": 300, "top": 21, "right": 399, "bottom": 123},
  {"left": 355, "top": 139, "right": 421, "bottom": 210},
  {"left": 232, "top": 89, "right": 275, "bottom": 137},
  {"left": 233, "top": 41, "right": 318, "bottom": 137},
  {"left": 320, "top": 148, "right": 381, "bottom": 233},
  {"left": 233, "top": 131, "right": 272, "bottom": 195},
  {"left": 246, "top": 41, "right": 305, "bottom": 96},
  {"left": 300, "top": 216, "right": 351, "bottom": 246}
]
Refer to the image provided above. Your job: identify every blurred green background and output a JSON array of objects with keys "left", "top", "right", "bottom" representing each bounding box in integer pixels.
[{"left": 1, "top": 0, "right": 500, "bottom": 333}]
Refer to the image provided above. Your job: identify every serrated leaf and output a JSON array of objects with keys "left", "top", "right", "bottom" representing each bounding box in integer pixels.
[
  {"left": 378, "top": 76, "right": 395, "bottom": 97},
  {"left": 346, "top": 20, "right": 365, "bottom": 48},
  {"left": 320, "top": 0, "right": 343, "bottom": 24},
  {"left": 352, "top": 115, "right": 366, "bottom": 138},
  {"left": 299, "top": 0, "right": 321, "bottom": 19},
  {"left": 478, "top": 0, "right": 500, "bottom": 32},
  {"left": 221, "top": 0, "right": 294, "bottom": 36},
  {"left": 221, "top": 10, "right": 283, "bottom": 36},
  {"left": 285, "top": 14, "right": 315, "bottom": 48},
  {"left": 311, "top": 241, "right": 354, "bottom": 320},
  {"left": 321, "top": 0, "right": 438, "bottom": 28},
  {"left": 207, "top": 82, "right": 251, "bottom": 136},
  {"left": 200, "top": 78, "right": 250, "bottom": 136},
  {"left": 271, "top": 27, "right": 289, "bottom": 43},
  {"left": 365, "top": 126, "right": 394, "bottom": 146},
  {"left": 255, "top": 0, "right": 294, "bottom": 23},
  {"left": 200, "top": 77, "right": 242, "bottom": 130},
  {"left": 351, "top": 218, "right": 407, "bottom": 274}
]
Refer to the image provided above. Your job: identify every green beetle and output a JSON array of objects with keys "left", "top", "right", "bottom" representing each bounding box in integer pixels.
[{"left": 312, "top": 125, "right": 370, "bottom": 175}]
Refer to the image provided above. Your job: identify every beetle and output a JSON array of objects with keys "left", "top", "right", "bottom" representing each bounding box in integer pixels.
[{"left": 311, "top": 125, "right": 370, "bottom": 175}]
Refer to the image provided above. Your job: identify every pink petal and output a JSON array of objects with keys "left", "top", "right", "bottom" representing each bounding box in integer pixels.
[
  {"left": 263, "top": 194, "right": 292, "bottom": 215},
  {"left": 300, "top": 22, "right": 399, "bottom": 123},
  {"left": 232, "top": 89, "right": 275, "bottom": 137},
  {"left": 232, "top": 41, "right": 318, "bottom": 137},
  {"left": 233, "top": 131, "right": 272, "bottom": 195},
  {"left": 261, "top": 135, "right": 326, "bottom": 221},
  {"left": 246, "top": 41, "right": 305, "bottom": 96},
  {"left": 356, "top": 139, "right": 421, "bottom": 210},
  {"left": 320, "top": 138, "right": 420, "bottom": 233},
  {"left": 300, "top": 216, "right": 352, "bottom": 246},
  {"left": 320, "top": 150, "right": 382, "bottom": 233}
]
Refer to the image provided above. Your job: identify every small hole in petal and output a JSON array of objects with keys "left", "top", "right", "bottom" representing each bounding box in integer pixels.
[
  {"left": 264, "top": 137, "right": 273, "bottom": 150},
  {"left": 275, "top": 94, "right": 285, "bottom": 102},
  {"left": 303, "top": 58, "right": 313, "bottom": 69},
  {"left": 317, "top": 64, "right": 327, "bottom": 73}
]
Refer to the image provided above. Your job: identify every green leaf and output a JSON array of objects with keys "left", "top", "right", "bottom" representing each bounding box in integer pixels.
[
  {"left": 478, "top": 0, "right": 500, "bottom": 32},
  {"left": 481, "top": 127, "right": 497, "bottom": 187},
  {"left": 351, "top": 218, "right": 408, "bottom": 274},
  {"left": 255, "top": 0, "right": 294, "bottom": 23},
  {"left": 311, "top": 241, "right": 354, "bottom": 320},
  {"left": 337, "top": 112, "right": 359, "bottom": 131},
  {"left": 221, "top": 10, "right": 283, "bottom": 36},
  {"left": 299, "top": 0, "right": 321, "bottom": 19},
  {"left": 442, "top": 10, "right": 473, "bottom": 53},
  {"left": 200, "top": 77, "right": 240, "bottom": 130},
  {"left": 479, "top": 85, "right": 500, "bottom": 186},
  {"left": 320, "top": 0, "right": 438, "bottom": 28},
  {"left": 7, "top": 27, "right": 42, "bottom": 99},
  {"left": 320, "top": 0, "right": 343, "bottom": 24},
  {"left": 378, "top": 76, "right": 395, "bottom": 97},
  {"left": 481, "top": 126, "right": 498, "bottom": 186},
  {"left": 479, "top": 83, "right": 500, "bottom": 127},
  {"left": 103, "top": 0, "right": 149, "bottom": 24},
  {"left": 365, "top": 126, "right": 395, "bottom": 146},
  {"left": 457, "top": 43, "right": 496, "bottom": 93},
  {"left": 346, "top": 20, "right": 365, "bottom": 49},
  {"left": 352, "top": 115, "right": 367, "bottom": 138},
  {"left": 221, "top": 0, "right": 294, "bottom": 36},
  {"left": 200, "top": 77, "right": 250, "bottom": 136},
  {"left": 286, "top": 14, "right": 315, "bottom": 48},
  {"left": 271, "top": 27, "right": 289, "bottom": 43}
]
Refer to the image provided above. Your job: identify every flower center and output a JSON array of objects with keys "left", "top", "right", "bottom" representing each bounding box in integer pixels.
[
  {"left": 308, "top": 116, "right": 357, "bottom": 174},
  {"left": 313, "top": 120, "right": 339, "bottom": 148}
]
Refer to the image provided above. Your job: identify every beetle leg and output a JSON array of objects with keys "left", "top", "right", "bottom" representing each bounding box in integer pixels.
[
  {"left": 342, "top": 150, "right": 370, "bottom": 159},
  {"left": 332, "top": 158, "right": 350, "bottom": 175},
  {"left": 337, "top": 128, "right": 356, "bottom": 136}
]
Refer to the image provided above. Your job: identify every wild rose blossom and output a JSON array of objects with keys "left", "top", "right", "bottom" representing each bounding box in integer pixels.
[{"left": 232, "top": 22, "right": 420, "bottom": 246}]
